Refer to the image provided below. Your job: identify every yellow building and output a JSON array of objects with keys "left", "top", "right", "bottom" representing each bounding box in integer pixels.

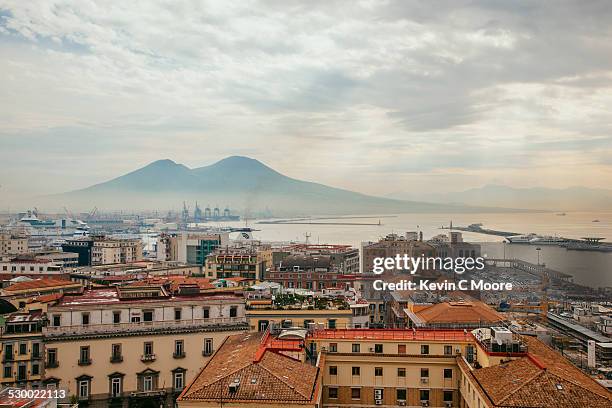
[
  {"left": 0, "top": 233, "right": 28, "bottom": 256},
  {"left": 43, "top": 286, "right": 248, "bottom": 406},
  {"left": 0, "top": 312, "right": 44, "bottom": 388}
]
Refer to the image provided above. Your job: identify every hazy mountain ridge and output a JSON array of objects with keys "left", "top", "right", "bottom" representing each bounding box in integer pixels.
[
  {"left": 42, "top": 156, "right": 525, "bottom": 215},
  {"left": 388, "top": 184, "right": 612, "bottom": 211}
]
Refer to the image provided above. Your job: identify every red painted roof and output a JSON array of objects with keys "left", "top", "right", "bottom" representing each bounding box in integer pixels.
[{"left": 310, "top": 328, "right": 474, "bottom": 342}]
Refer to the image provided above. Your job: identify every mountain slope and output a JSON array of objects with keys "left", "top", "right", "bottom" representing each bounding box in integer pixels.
[
  {"left": 47, "top": 157, "right": 521, "bottom": 215},
  {"left": 388, "top": 184, "right": 612, "bottom": 211}
]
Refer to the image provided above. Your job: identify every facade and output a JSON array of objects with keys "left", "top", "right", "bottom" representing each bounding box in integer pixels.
[
  {"left": 61, "top": 238, "right": 94, "bottom": 266},
  {"left": 204, "top": 251, "right": 258, "bottom": 280},
  {"left": 0, "top": 312, "right": 44, "bottom": 389},
  {"left": 157, "top": 233, "right": 228, "bottom": 266},
  {"left": 267, "top": 254, "right": 358, "bottom": 291},
  {"left": 0, "top": 232, "right": 28, "bottom": 256},
  {"left": 43, "top": 286, "right": 248, "bottom": 407},
  {"left": 0, "top": 257, "right": 63, "bottom": 274},
  {"left": 91, "top": 237, "right": 143, "bottom": 265}
]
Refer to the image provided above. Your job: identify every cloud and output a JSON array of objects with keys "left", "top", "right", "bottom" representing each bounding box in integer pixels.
[{"left": 0, "top": 0, "right": 611, "bottom": 199}]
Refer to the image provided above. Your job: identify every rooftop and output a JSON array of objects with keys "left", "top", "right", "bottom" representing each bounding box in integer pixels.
[
  {"left": 466, "top": 336, "right": 612, "bottom": 407},
  {"left": 408, "top": 300, "right": 505, "bottom": 326},
  {"left": 310, "top": 328, "right": 474, "bottom": 342},
  {"left": 179, "top": 332, "right": 320, "bottom": 404},
  {"left": 3, "top": 278, "right": 81, "bottom": 293}
]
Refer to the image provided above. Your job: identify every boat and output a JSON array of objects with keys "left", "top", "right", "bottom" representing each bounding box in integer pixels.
[
  {"left": 528, "top": 235, "right": 570, "bottom": 245},
  {"left": 506, "top": 234, "right": 539, "bottom": 243}
]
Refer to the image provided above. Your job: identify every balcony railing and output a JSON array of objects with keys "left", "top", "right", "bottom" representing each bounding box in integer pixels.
[
  {"left": 78, "top": 359, "right": 92, "bottom": 366},
  {"left": 46, "top": 361, "right": 59, "bottom": 368},
  {"left": 173, "top": 352, "right": 186, "bottom": 359},
  {"left": 110, "top": 355, "right": 123, "bottom": 363},
  {"left": 43, "top": 317, "right": 246, "bottom": 337},
  {"left": 141, "top": 354, "right": 156, "bottom": 362}
]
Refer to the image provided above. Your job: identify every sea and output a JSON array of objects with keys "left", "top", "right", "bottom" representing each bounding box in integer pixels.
[{"left": 220, "top": 211, "right": 612, "bottom": 288}]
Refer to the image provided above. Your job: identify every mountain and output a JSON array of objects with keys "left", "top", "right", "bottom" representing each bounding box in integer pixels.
[
  {"left": 44, "top": 157, "right": 521, "bottom": 215},
  {"left": 388, "top": 184, "right": 612, "bottom": 211}
]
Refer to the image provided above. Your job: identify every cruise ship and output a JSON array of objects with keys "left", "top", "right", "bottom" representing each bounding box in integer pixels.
[
  {"left": 505, "top": 233, "right": 539, "bottom": 243},
  {"left": 506, "top": 234, "right": 570, "bottom": 245}
]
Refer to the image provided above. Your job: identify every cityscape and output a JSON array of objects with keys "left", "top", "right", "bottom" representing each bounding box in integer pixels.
[{"left": 1, "top": 1, "right": 612, "bottom": 408}]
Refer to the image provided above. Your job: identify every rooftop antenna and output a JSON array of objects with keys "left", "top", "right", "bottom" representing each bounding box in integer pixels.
[{"left": 305, "top": 232, "right": 311, "bottom": 244}]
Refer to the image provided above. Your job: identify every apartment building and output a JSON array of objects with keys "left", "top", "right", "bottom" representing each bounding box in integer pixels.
[
  {"left": 361, "top": 234, "right": 437, "bottom": 274},
  {"left": 0, "top": 312, "right": 44, "bottom": 389},
  {"left": 43, "top": 285, "right": 248, "bottom": 407},
  {"left": 204, "top": 251, "right": 258, "bottom": 280},
  {"left": 0, "top": 232, "right": 28, "bottom": 256},
  {"left": 156, "top": 232, "right": 228, "bottom": 265},
  {"left": 91, "top": 237, "right": 143, "bottom": 265},
  {"left": 309, "top": 329, "right": 474, "bottom": 407},
  {"left": 0, "top": 257, "right": 63, "bottom": 275}
]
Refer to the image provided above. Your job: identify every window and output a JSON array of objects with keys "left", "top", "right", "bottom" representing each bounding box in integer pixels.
[
  {"left": 32, "top": 343, "right": 40, "bottom": 358},
  {"left": 81, "top": 313, "right": 90, "bottom": 325},
  {"left": 19, "top": 343, "right": 27, "bottom": 355},
  {"left": 328, "top": 319, "right": 336, "bottom": 329},
  {"left": 79, "top": 346, "right": 90, "bottom": 364},
  {"left": 398, "top": 344, "right": 406, "bottom": 354},
  {"left": 174, "top": 340, "right": 185, "bottom": 357},
  {"left": 328, "top": 387, "right": 338, "bottom": 399},
  {"left": 421, "top": 368, "right": 429, "bottom": 378},
  {"left": 131, "top": 316, "right": 141, "bottom": 323},
  {"left": 47, "top": 348, "right": 57, "bottom": 366},
  {"left": 174, "top": 371, "right": 184, "bottom": 390},
  {"left": 78, "top": 380, "right": 90, "bottom": 399},
  {"left": 174, "top": 308, "right": 182, "bottom": 320},
  {"left": 4, "top": 344, "right": 13, "bottom": 360},
  {"left": 444, "top": 368, "right": 453, "bottom": 379},
  {"left": 351, "top": 388, "right": 361, "bottom": 399},
  {"left": 111, "top": 377, "right": 122, "bottom": 397},
  {"left": 420, "top": 389, "right": 430, "bottom": 402},
  {"left": 143, "top": 375, "right": 153, "bottom": 391},
  {"left": 374, "top": 344, "right": 383, "bottom": 353},
  {"left": 230, "top": 306, "right": 238, "bottom": 317},
  {"left": 397, "top": 368, "right": 406, "bottom": 377},
  {"left": 352, "top": 366, "right": 360, "bottom": 376},
  {"left": 3, "top": 366, "right": 11, "bottom": 378},
  {"left": 444, "top": 345, "right": 453, "bottom": 356},
  {"left": 329, "top": 366, "right": 337, "bottom": 375},
  {"left": 203, "top": 338, "right": 213, "bottom": 356},
  {"left": 397, "top": 388, "right": 407, "bottom": 401},
  {"left": 329, "top": 343, "right": 338, "bottom": 352},
  {"left": 444, "top": 390, "right": 453, "bottom": 402},
  {"left": 32, "top": 363, "right": 40, "bottom": 376},
  {"left": 113, "top": 311, "right": 121, "bottom": 324},
  {"left": 352, "top": 343, "right": 360, "bottom": 353},
  {"left": 375, "top": 367, "right": 383, "bottom": 376},
  {"left": 111, "top": 344, "right": 122, "bottom": 361},
  {"left": 144, "top": 342, "right": 153, "bottom": 356},
  {"left": 421, "top": 344, "right": 429, "bottom": 355},
  {"left": 203, "top": 307, "right": 210, "bottom": 318}
]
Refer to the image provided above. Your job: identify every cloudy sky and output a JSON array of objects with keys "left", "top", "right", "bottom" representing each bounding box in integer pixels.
[{"left": 1, "top": 0, "right": 612, "bottom": 201}]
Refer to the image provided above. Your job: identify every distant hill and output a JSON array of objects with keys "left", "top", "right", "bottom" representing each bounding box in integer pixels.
[
  {"left": 388, "top": 184, "right": 612, "bottom": 211},
  {"left": 40, "top": 156, "right": 520, "bottom": 216}
]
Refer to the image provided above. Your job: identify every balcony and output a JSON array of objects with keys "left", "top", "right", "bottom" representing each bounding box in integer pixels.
[
  {"left": 141, "top": 354, "right": 156, "bottom": 362},
  {"left": 78, "top": 359, "right": 92, "bottom": 366},
  {"left": 202, "top": 350, "right": 214, "bottom": 357},
  {"left": 43, "top": 317, "right": 247, "bottom": 337},
  {"left": 110, "top": 355, "right": 123, "bottom": 363},
  {"left": 173, "top": 352, "right": 186, "bottom": 359},
  {"left": 46, "top": 361, "right": 59, "bottom": 368}
]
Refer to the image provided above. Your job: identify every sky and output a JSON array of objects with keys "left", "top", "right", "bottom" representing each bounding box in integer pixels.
[{"left": 1, "top": 0, "right": 612, "bottom": 201}]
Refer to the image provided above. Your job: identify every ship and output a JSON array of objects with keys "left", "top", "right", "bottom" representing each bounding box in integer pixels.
[{"left": 505, "top": 234, "right": 539, "bottom": 243}]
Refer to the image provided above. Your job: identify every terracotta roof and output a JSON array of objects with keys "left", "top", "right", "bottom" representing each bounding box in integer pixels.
[
  {"left": 180, "top": 332, "right": 320, "bottom": 404},
  {"left": 26, "top": 293, "right": 64, "bottom": 304},
  {"left": 470, "top": 336, "right": 612, "bottom": 407},
  {"left": 129, "top": 275, "right": 215, "bottom": 292},
  {"left": 3, "top": 278, "right": 80, "bottom": 292},
  {"left": 414, "top": 301, "right": 504, "bottom": 324}
]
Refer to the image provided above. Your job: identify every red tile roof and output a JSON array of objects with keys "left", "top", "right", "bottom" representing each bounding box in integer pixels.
[
  {"left": 468, "top": 336, "right": 612, "bottom": 407},
  {"left": 3, "top": 278, "right": 80, "bottom": 292},
  {"left": 413, "top": 300, "right": 504, "bottom": 324},
  {"left": 179, "top": 332, "right": 320, "bottom": 404}
]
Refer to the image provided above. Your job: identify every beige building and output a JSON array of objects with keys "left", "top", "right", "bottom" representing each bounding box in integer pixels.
[
  {"left": 246, "top": 308, "right": 353, "bottom": 332},
  {"left": 0, "top": 312, "right": 44, "bottom": 389},
  {"left": 156, "top": 232, "right": 228, "bottom": 266},
  {"left": 204, "top": 251, "right": 258, "bottom": 280},
  {"left": 43, "top": 285, "right": 248, "bottom": 407},
  {"left": 0, "top": 233, "right": 28, "bottom": 256},
  {"left": 91, "top": 237, "right": 143, "bottom": 265}
]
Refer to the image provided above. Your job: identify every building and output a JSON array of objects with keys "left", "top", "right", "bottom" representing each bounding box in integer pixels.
[
  {"left": 61, "top": 238, "right": 94, "bottom": 266},
  {"left": 33, "top": 250, "right": 80, "bottom": 269},
  {"left": 0, "top": 232, "right": 28, "bottom": 256},
  {"left": 406, "top": 301, "right": 506, "bottom": 329},
  {"left": 428, "top": 232, "right": 481, "bottom": 260},
  {"left": 361, "top": 234, "right": 436, "bottom": 274},
  {"left": 267, "top": 254, "right": 359, "bottom": 291},
  {"left": 156, "top": 232, "right": 228, "bottom": 265},
  {"left": 204, "top": 251, "right": 258, "bottom": 280},
  {"left": 177, "top": 331, "right": 323, "bottom": 408},
  {"left": 91, "top": 237, "right": 143, "bottom": 265},
  {"left": 43, "top": 285, "right": 248, "bottom": 407},
  {"left": 0, "top": 256, "right": 64, "bottom": 275},
  {"left": 1, "top": 278, "right": 83, "bottom": 309},
  {"left": 246, "top": 309, "right": 353, "bottom": 332},
  {"left": 0, "top": 312, "right": 44, "bottom": 389}
]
